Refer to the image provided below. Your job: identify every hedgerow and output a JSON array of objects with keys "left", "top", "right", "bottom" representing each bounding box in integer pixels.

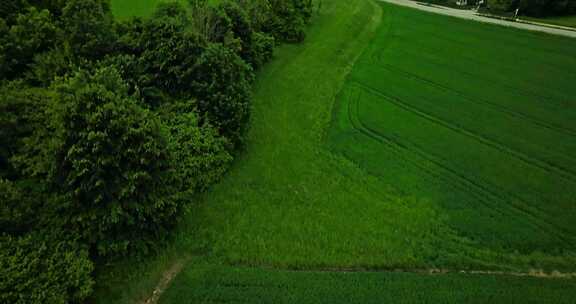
[{"left": 0, "top": 0, "right": 315, "bottom": 302}]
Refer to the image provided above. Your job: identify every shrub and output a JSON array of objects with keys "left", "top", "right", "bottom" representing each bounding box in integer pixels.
[
  {"left": 61, "top": 0, "right": 116, "bottom": 59},
  {"left": 487, "top": 0, "right": 518, "bottom": 12},
  {"left": 161, "top": 104, "right": 233, "bottom": 199},
  {"left": 250, "top": 31, "right": 275, "bottom": 69},
  {"left": 20, "top": 67, "right": 176, "bottom": 255},
  {"left": 0, "top": 84, "right": 50, "bottom": 179},
  {"left": 0, "top": 7, "right": 59, "bottom": 80},
  {"left": 0, "top": 232, "right": 94, "bottom": 304},
  {"left": 192, "top": 43, "right": 254, "bottom": 145}
]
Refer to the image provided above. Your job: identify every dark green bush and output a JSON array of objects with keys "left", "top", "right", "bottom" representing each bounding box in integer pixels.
[
  {"left": 15, "top": 67, "right": 174, "bottom": 255},
  {"left": 0, "top": 84, "right": 50, "bottom": 179},
  {"left": 61, "top": 0, "right": 116, "bottom": 59},
  {"left": 0, "top": 7, "right": 59, "bottom": 79},
  {"left": 161, "top": 104, "right": 233, "bottom": 200},
  {"left": 192, "top": 43, "right": 254, "bottom": 145},
  {"left": 250, "top": 31, "right": 275, "bottom": 69},
  {"left": 0, "top": 232, "right": 94, "bottom": 304}
]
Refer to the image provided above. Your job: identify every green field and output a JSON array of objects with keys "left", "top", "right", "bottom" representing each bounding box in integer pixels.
[
  {"left": 160, "top": 264, "right": 576, "bottom": 304},
  {"left": 522, "top": 15, "right": 576, "bottom": 28},
  {"left": 97, "top": 0, "right": 576, "bottom": 303}
]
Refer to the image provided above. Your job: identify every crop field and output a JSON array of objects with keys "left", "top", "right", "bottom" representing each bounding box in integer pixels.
[
  {"left": 160, "top": 264, "right": 576, "bottom": 304},
  {"left": 329, "top": 3, "right": 576, "bottom": 259}
]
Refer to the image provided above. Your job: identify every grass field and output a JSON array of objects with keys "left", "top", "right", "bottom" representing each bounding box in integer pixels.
[
  {"left": 96, "top": 0, "right": 576, "bottom": 302},
  {"left": 329, "top": 2, "right": 576, "bottom": 261},
  {"left": 160, "top": 263, "right": 576, "bottom": 304},
  {"left": 522, "top": 15, "right": 576, "bottom": 28}
]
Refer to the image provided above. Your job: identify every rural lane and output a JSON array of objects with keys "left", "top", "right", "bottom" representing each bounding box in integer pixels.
[{"left": 377, "top": 0, "right": 576, "bottom": 38}]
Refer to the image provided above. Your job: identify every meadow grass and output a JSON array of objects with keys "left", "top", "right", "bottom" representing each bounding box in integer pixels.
[{"left": 95, "top": 0, "right": 576, "bottom": 302}]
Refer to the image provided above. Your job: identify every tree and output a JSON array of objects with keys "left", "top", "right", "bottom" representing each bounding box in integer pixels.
[
  {"left": 18, "top": 67, "right": 176, "bottom": 255},
  {"left": 0, "top": 231, "right": 94, "bottom": 304},
  {"left": 487, "top": 0, "right": 518, "bottom": 12},
  {"left": 61, "top": 0, "right": 116, "bottom": 59},
  {"left": 160, "top": 103, "right": 233, "bottom": 200},
  {"left": 191, "top": 43, "right": 254, "bottom": 145},
  {"left": 0, "top": 7, "right": 59, "bottom": 79}
]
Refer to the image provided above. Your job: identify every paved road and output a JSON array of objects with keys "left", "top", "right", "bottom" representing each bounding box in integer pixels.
[{"left": 378, "top": 0, "right": 576, "bottom": 38}]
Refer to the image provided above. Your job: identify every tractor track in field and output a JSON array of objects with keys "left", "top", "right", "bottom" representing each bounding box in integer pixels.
[
  {"left": 342, "top": 85, "right": 576, "bottom": 246},
  {"left": 379, "top": 24, "right": 576, "bottom": 78},
  {"left": 376, "top": 48, "right": 574, "bottom": 111},
  {"left": 354, "top": 80, "right": 576, "bottom": 185},
  {"left": 373, "top": 64, "right": 576, "bottom": 138}
]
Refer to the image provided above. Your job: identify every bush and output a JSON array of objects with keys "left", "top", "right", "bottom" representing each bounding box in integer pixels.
[
  {"left": 161, "top": 104, "right": 233, "bottom": 201},
  {"left": 192, "top": 43, "right": 254, "bottom": 145},
  {"left": 250, "top": 31, "right": 275, "bottom": 69},
  {"left": 487, "top": 0, "right": 519, "bottom": 12},
  {"left": 19, "top": 67, "right": 176, "bottom": 255},
  {"left": 61, "top": 0, "right": 116, "bottom": 59},
  {"left": 0, "top": 232, "right": 94, "bottom": 304},
  {"left": 0, "top": 7, "right": 59, "bottom": 80},
  {"left": 0, "top": 84, "right": 50, "bottom": 179}
]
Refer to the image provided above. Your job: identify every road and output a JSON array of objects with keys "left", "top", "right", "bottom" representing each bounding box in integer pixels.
[{"left": 378, "top": 0, "right": 576, "bottom": 38}]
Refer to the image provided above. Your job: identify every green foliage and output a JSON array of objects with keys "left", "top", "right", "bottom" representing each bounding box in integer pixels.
[
  {"left": 488, "top": 0, "right": 576, "bottom": 15},
  {"left": 192, "top": 43, "right": 254, "bottom": 145},
  {"left": 0, "top": 232, "right": 94, "bottom": 304},
  {"left": 0, "top": 84, "right": 51, "bottom": 179},
  {"left": 519, "top": 0, "right": 576, "bottom": 16},
  {"left": 264, "top": 0, "right": 314, "bottom": 42},
  {"left": 27, "top": 47, "right": 75, "bottom": 87},
  {"left": 0, "top": 179, "right": 32, "bottom": 234},
  {"left": 161, "top": 105, "right": 233, "bottom": 199},
  {"left": 42, "top": 67, "right": 174, "bottom": 255},
  {"left": 250, "top": 31, "right": 275, "bottom": 69},
  {"left": 487, "top": 0, "right": 518, "bottom": 12},
  {"left": 0, "top": 7, "right": 59, "bottom": 79},
  {"left": 61, "top": 0, "right": 116, "bottom": 59}
]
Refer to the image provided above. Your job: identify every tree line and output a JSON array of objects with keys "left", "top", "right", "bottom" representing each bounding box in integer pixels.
[
  {"left": 487, "top": 0, "right": 576, "bottom": 16},
  {"left": 0, "top": 0, "right": 314, "bottom": 302}
]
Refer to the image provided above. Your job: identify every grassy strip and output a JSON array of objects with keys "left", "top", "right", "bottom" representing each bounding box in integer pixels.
[
  {"left": 520, "top": 15, "right": 576, "bottom": 29},
  {"left": 160, "top": 263, "right": 576, "bottom": 304}
]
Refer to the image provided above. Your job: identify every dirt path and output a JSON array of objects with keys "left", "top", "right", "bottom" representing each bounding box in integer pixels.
[
  {"left": 139, "top": 259, "right": 187, "bottom": 304},
  {"left": 378, "top": 0, "right": 576, "bottom": 38}
]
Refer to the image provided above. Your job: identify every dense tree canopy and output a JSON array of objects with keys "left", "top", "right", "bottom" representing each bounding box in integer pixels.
[
  {"left": 0, "top": 0, "right": 315, "bottom": 302},
  {"left": 487, "top": 0, "right": 576, "bottom": 16}
]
